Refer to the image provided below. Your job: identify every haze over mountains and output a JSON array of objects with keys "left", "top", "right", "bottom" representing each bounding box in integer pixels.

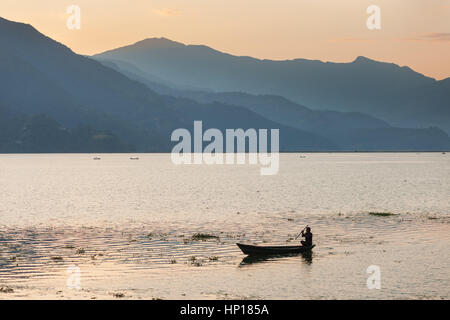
[
  {"left": 1, "top": 17, "right": 449, "bottom": 152},
  {"left": 96, "top": 38, "right": 450, "bottom": 134},
  {"left": 96, "top": 58, "right": 450, "bottom": 151},
  {"left": 0, "top": 17, "right": 333, "bottom": 152}
]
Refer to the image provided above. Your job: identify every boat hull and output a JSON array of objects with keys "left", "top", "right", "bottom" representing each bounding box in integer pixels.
[{"left": 236, "top": 243, "right": 315, "bottom": 255}]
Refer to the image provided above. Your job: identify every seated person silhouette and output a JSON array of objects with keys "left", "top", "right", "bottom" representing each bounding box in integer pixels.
[{"left": 300, "top": 227, "right": 313, "bottom": 247}]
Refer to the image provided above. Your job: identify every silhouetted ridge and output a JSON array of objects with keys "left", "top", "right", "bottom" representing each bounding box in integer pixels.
[
  {"left": 352, "top": 56, "right": 376, "bottom": 64},
  {"left": 94, "top": 37, "right": 450, "bottom": 134},
  {"left": 134, "top": 37, "right": 185, "bottom": 49},
  {"left": 96, "top": 55, "right": 450, "bottom": 151},
  {"left": 0, "top": 16, "right": 339, "bottom": 152},
  {"left": 1, "top": 16, "right": 449, "bottom": 152}
]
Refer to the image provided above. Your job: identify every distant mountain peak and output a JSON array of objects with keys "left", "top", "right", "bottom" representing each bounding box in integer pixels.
[
  {"left": 352, "top": 56, "right": 376, "bottom": 64},
  {"left": 133, "top": 37, "right": 185, "bottom": 49},
  {"left": 96, "top": 37, "right": 187, "bottom": 56}
]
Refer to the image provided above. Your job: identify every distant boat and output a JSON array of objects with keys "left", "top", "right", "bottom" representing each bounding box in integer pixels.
[
  {"left": 130, "top": 157, "right": 139, "bottom": 160},
  {"left": 236, "top": 243, "right": 315, "bottom": 256},
  {"left": 93, "top": 157, "right": 101, "bottom": 160}
]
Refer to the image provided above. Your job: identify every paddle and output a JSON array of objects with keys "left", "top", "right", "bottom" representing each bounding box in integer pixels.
[{"left": 295, "top": 225, "right": 308, "bottom": 240}]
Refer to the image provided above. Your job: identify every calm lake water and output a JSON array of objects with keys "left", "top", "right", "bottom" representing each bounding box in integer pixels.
[{"left": 0, "top": 153, "right": 449, "bottom": 299}]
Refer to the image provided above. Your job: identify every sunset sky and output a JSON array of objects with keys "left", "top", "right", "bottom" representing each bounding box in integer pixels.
[{"left": 1, "top": 0, "right": 450, "bottom": 79}]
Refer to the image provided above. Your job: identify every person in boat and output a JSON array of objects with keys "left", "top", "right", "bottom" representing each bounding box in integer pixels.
[{"left": 300, "top": 227, "right": 313, "bottom": 247}]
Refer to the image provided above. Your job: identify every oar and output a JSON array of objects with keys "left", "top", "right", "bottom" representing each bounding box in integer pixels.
[{"left": 295, "top": 225, "right": 308, "bottom": 240}]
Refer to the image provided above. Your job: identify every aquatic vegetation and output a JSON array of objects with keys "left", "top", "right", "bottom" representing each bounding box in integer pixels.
[
  {"left": 0, "top": 286, "right": 14, "bottom": 293},
  {"left": 170, "top": 259, "right": 177, "bottom": 264},
  {"left": 146, "top": 232, "right": 168, "bottom": 241},
  {"left": 188, "top": 256, "right": 203, "bottom": 266},
  {"left": 191, "top": 233, "right": 219, "bottom": 241},
  {"left": 51, "top": 256, "right": 64, "bottom": 261},
  {"left": 369, "top": 212, "right": 397, "bottom": 217},
  {"left": 76, "top": 248, "right": 86, "bottom": 254},
  {"left": 208, "top": 256, "right": 219, "bottom": 261},
  {"left": 113, "top": 292, "right": 124, "bottom": 298}
]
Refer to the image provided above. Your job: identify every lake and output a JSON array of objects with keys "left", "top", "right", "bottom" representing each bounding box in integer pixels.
[{"left": 0, "top": 153, "right": 449, "bottom": 299}]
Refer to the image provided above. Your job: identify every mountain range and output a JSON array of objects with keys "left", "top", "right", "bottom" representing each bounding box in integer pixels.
[
  {"left": 95, "top": 38, "right": 450, "bottom": 134},
  {"left": 1, "top": 17, "right": 449, "bottom": 152},
  {"left": 96, "top": 58, "right": 450, "bottom": 151}
]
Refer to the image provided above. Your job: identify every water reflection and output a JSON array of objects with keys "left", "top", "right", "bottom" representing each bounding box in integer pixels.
[{"left": 238, "top": 251, "right": 313, "bottom": 267}]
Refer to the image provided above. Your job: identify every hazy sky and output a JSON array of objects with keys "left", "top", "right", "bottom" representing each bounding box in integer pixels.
[{"left": 2, "top": 0, "right": 450, "bottom": 79}]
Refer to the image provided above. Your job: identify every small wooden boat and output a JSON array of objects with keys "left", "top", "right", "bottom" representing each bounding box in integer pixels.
[{"left": 236, "top": 243, "right": 315, "bottom": 255}]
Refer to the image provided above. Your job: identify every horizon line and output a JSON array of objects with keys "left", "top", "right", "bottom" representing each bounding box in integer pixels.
[{"left": 1, "top": 15, "right": 449, "bottom": 82}]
